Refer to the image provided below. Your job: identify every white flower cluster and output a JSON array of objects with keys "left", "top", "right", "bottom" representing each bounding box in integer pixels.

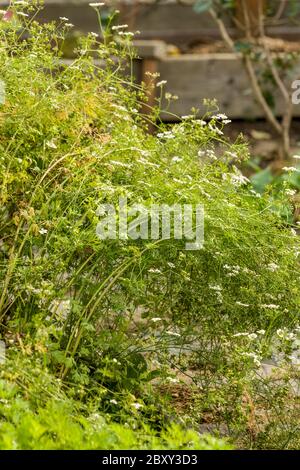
[
  {"left": 171, "top": 156, "right": 182, "bottom": 163},
  {"left": 198, "top": 149, "right": 217, "bottom": 160},
  {"left": 282, "top": 166, "right": 299, "bottom": 172},
  {"left": 209, "top": 284, "right": 223, "bottom": 303},
  {"left": 276, "top": 328, "right": 296, "bottom": 341},
  {"left": 156, "top": 80, "right": 167, "bottom": 87},
  {"left": 212, "top": 113, "right": 232, "bottom": 124},
  {"left": 266, "top": 262, "right": 279, "bottom": 272},
  {"left": 223, "top": 264, "right": 241, "bottom": 277},
  {"left": 260, "top": 304, "right": 280, "bottom": 310},
  {"left": 230, "top": 171, "right": 250, "bottom": 187},
  {"left": 118, "top": 31, "right": 134, "bottom": 37},
  {"left": 89, "top": 3, "right": 105, "bottom": 7},
  {"left": 285, "top": 189, "right": 296, "bottom": 197},
  {"left": 224, "top": 150, "right": 238, "bottom": 160},
  {"left": 242, "top": 351, "right": 261, "bottom": 367},
  {"left": 112, "top": 24, "right": 128, "bottom": 31},
  {"left": 157, "top": 131, "right": 175, "bottom": 140},
  {"left": 17, "top": 11, "right": 29, "bottom": 18}
]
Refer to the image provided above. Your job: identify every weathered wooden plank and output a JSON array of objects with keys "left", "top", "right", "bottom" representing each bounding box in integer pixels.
[
  {"left": 0, "top": 1, "right": 299, "bottom": 43},
  {"left": 134, "top": 40, "right": 166, "bottom": 59}
]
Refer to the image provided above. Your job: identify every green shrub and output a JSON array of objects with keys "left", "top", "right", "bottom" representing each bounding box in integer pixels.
[{"left": 0, "top": 2, "right": 299, "bottom": 449}]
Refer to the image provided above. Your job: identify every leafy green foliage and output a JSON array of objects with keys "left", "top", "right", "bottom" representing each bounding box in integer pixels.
[
  {"left": 0, "top": 2, "right": 299, "bottom": 450},
  {"left": 0, "top": 353, "right": 231, "bottom": 450}
]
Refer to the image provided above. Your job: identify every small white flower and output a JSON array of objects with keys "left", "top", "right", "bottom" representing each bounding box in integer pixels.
[
  {"left": 257, "top": 329, "right": 266, "bottom": 335},
  {"left": 230, "top": 173, "right": 250, "bottom": 186},
  {"left": 118, "top": 31, "right": 134, "bottom": 37},
  {"left": 17, "top": 12, "right": 29, "bottom": 17},
  {"left": 276, "top": 328, "right": 285, "bottom": 338},
  {"left": 65, "top": 23, "right": 74, "bottom": 28},
  {"left": 198, "top": 148, "right": 216, "bottom": 160},
  {"left": 90, "top": 32, "right": 99, "bottom": 38},
  {"left": 208, "top": 123, "right": 223, "bottom": 136},
  {"left": 266, "top": 262, "right": 279, "bottom": 272},
  {"left": 167, "top": 262, "right": 175, "bottom": 268},
  {"left": 242, "top": 352, "right": 261, "bottom": 367},
  {"left": 132, "top": 402, "right": 143, "bottom": 410},
  {"left": 45, "top": 140, "right": 57, "bottom": 149},
  {"left": 292, "top": 155, "right": 300, "bottom": 159},
  {"left": 166, "top": 377, "right": 179, "bottom": 383},
  {"left": 157, "top": 131, "right": 175, "bottom": 140},
  {"left": 112, "top": 24, "right": 128, "bottom": 30},
  {"left": 39, "top": 228, "right": 48, "bottom": 235},
  {"left": 148, "top": 268, "right": 162, "bottom": 274},
  {"left": 209, "top": 284, "right": 222, "bottom": 291},
  {"left": 171, "top": 156, "right": 182, "bottom": 163},
  {"left": 261, "top": 304, "right": 280, "bottom": 309},
  {"left": 151, "top": 317, "right": 162, "bottom": 323},
  {"left": 286, "top": 332, "right": 295, "bottom": 341},
  {"left": 285, "top": 189, "right": 296, "bottom": 196},
  {"left": 156, "top": 80, "right": 167, "bottom": 87},
  {"left": 89, "top": 3, "right": 105, "bottom": 7},
  {"left": 282, "top": 166, "right": 299, "bottom": 172},
  {"left": 225, "top": 151, "right": 238, "bottom": 159},
  {"left": 213, "top": 113, "right": 228, "bottom": 121},
  {"left": 248, "top": 333, "right": 258, "bottom": 340},
  {"left": 110, "top": 399, "right": 118, "bottom": 405},
  {"left": 59, "top": 17, "right": 69, "bottom": 21}
]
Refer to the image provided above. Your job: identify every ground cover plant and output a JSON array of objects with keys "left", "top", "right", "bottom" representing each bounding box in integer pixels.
[{"left": 0, "top": 2, "right": 299, "bottom": 450}]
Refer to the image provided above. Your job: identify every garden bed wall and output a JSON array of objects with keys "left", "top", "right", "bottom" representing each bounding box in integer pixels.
[
  {"left": 134, "top": 42, "right": 300, "bottom": 120},
  {"left": 157, "top": 52, "right": 300, "bottom": 120}
]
